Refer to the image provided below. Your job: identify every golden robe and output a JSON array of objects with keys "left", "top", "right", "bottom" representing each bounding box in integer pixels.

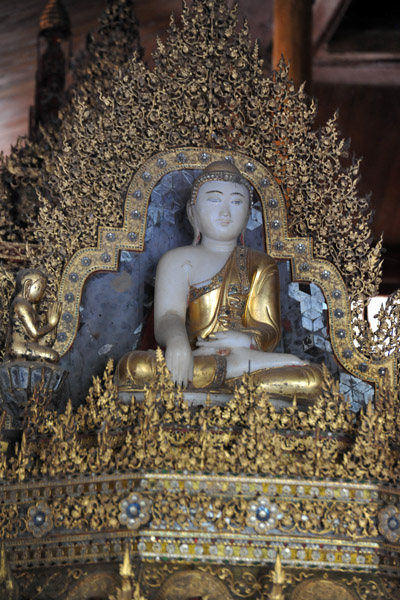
[{"left": 187, "top": 246, "right": 280, "bottom": 352}]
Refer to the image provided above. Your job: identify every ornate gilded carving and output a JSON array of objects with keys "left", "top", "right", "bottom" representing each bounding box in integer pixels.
[
  {"left": 0, "top": 358, "right": 398, "bottom": 583},
  {"left": 0, "top": 356, "right": 398, "bottom": 484}
]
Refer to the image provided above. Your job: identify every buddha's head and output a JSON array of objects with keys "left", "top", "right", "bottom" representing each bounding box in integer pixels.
[
  {"left": 187, "top": 161, "right": 252, "bottom": 245},
  {"left": 15, "top": 268, "right": 48, "bottom": 303}
]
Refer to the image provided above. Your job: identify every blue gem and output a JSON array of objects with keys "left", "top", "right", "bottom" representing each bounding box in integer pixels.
[
  {"left": 200, "top": 152, "right": 210, "bottom": 162},
  {"left": 260, "top": 177, "right": 269, "bottom": 187},
  {"left": 64, "top": 293, "right": 74, "bottom": 303},
  {"left": 106, "top": 232, "right": 116, "bottom": 241},
  {"left": 69, "top": 272, "right": 79, "bottom": 283},
  {"left": 63, "top": 312, "right": 73, "bottom": 323},
  {"left": 133, "top": 190, "right": 142, "bottom": 199},
  {"left": 299, "top": 262, "right": 310, "bottom": 272},
  {"left": 358, "top": 363, "right": 368, "bottom": 373},
  {"left": 321, "top": 270, "right": 331, "bottom": 280},
  {"left": 256, "top": 506, "right": 270, "bottom": 521},
  {"left": 271, "top": 220, "right": 280, "bottom": 229},
  {"left": 336, "top": 329, "right": 346, "bottom": 339},
  {"left": 142, "top": 171, "right": 151, "bottom": 182},
  {"left": 332, "top": 289, "right": 342, "bottom": 299},
  {"left": 334, "top": 309, "right": 344, "bottom": 318},
  {"left": 57, "top": 332, "right": 67, "bottom": 342},
  {"left": 131, "top": 210, "right": 141, "bottom": 220},
  {"left": 128, "top": 232, "right": 137, "bottom": 242},
  {"left": 101, "top": 253, "right": 111, "bottom": 263},
  {"left": 177, "top": 153, "right": 186, "bottom": 163},
  {"left": 342, "top": 349, "right": 353, "bottom": 359},
  {"left": 388, "top": 516, "right": 399, "bottom": 531},
  {"left": 157, "top": 158, "right": 166, "bottom": 168},
  {"left": 81, "top": 257, "right": 91, "bottom": 267},
  {"left": 274, "top": 241, "right": 284, "bottom": 251},
  {"left": 127, "top": 502, "right": 141, "bottom": 518},
  {"left": 245, "top": 162, "right": 256, "bottom": 172},
  {"left": 295, "top": 243, "right": 306, "bottom": 254},
  {"left": 378, "top": 367, "right": 387, "bottom": 377},
  {"left": 268, "top": 198, "right": 278, "bottom": 208},
  {"left": 33, "top": 511, "right": 46, "bottom": 527}
]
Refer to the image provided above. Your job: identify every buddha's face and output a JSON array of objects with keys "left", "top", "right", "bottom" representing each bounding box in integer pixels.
[
  {"left": 26, "top": 276, "right": 46, "bottom": 303},
  {"left": 192, "top": 180, "right": 250, "bottom": 242}
]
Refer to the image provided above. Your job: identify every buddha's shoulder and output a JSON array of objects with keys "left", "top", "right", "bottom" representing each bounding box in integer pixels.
[
  {"left": 245, "top": 247, "right": 277, "bottom": 269},
  {"left": 158, "top": 245, "right": 198, "bottom": 268}
]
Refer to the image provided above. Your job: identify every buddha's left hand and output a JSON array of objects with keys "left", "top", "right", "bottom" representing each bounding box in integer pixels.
[{"left": 194, "top": 331, "right": 253, "bottom": 355}]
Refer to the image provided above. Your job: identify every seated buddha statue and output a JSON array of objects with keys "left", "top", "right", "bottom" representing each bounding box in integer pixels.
[
  {"left": 117, "top": 161, "right": 324, "bottom": 401},
  {"left": 5, "top": 268, "right": 61, "bottom": 363}
]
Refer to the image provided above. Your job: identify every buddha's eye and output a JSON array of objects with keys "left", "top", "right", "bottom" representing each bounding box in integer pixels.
[
  {"left": 231, "top": 199, "right": 243, "bottom": 205},
  {"left": 207, "top": 197, "right": 221, "bottom": 203}
]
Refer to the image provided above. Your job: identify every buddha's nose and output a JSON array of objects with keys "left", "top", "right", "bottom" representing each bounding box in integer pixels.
[{"left": 220, "top": 203, "right": 231, "bottom": 217}]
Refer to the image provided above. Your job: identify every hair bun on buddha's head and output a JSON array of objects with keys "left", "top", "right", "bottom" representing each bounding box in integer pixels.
[
  {"left": 202, "top": 160, "right": 242, "bottom": 177},
  {"left": 190, "top": 160, "right": 253, "bottom": 205}
]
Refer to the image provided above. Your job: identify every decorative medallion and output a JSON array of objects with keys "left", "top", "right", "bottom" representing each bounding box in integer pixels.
[
  {"left": 378, "top": 505, "right": 400, "bottom": 543},
  {"left": 27, "top": 501, "right": 53, "bottom": 538},
  {"left": 246, "top": 496, "right": 279, "bottom": 533},
  {"left": 118, "top": 492, "right": 151, "bottom": 530}
]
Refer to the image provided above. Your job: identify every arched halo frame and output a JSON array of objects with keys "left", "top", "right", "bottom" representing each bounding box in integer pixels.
[{"left": 55, "top": 147, "right": 396, "bottom": 392}]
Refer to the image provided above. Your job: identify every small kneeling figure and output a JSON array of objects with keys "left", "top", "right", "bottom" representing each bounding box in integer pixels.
[
  {"left": 5, "top": 268, "right": 62, "bottom": 363},
  {"left": 117, "top": 161, "right": 324, "bottom": 401}
]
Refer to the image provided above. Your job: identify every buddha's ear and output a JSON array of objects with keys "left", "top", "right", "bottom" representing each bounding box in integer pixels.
[
  {"left": 186, "top": 203, "right": 201, "bottom": 246},
  {"left": 23, "top": 279, "right": 33, "bottom": 298},
  {"left": 186, "top": 202, "right": 196, "bottom": 227}
]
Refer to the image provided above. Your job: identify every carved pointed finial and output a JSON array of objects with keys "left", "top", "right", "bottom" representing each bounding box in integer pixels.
[
  {"left": 269, "top": 550, "right": 286, "bottom": 600},
  {"left": 120, "top": 546, "right": 133, "bottom": 579},
  {"left": 110, "top": 546, "right": 147, "bottom": 600}
]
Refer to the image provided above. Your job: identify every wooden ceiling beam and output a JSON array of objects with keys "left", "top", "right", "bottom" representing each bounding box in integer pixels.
[
  {"left": 314, "top": 61, "right": 400, "bottom": 86},
  {"left": 312, "top": 0, "right": 352, "bottom": 52}
]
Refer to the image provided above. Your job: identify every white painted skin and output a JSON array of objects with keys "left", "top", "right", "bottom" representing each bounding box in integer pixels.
[{"left": 154, "top": 180, "right": 306, "bottom": 387}]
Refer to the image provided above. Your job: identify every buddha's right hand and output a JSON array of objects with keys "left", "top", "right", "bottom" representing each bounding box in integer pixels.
[
  {"left": 48, "top": 301, "right": 62, "bottom": 328},
  {"left": 165, "top": 337, "right": 194, "bottom": 388}
]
